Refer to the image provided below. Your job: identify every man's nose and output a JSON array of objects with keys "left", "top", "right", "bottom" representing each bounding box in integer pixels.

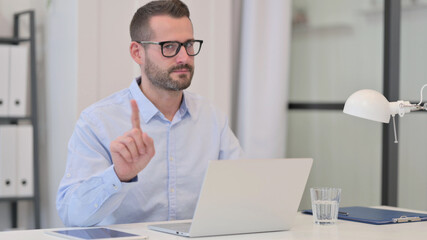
[{"left": 175, "top": 45, "right": 190, "bottom": 63}]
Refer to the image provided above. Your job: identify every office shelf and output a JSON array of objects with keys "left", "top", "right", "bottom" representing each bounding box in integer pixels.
[
  {"left": 0, "top": 37, "right": 31, "bottom": 45},
  {"left": 0, "top": 117, "right": 32, "bottom": 122},
  {"left": 0, "top": 10, "right": 40, "bottom": 229},
  {"left": 0, "top": 197, "right": 34, "bottom": 202}
]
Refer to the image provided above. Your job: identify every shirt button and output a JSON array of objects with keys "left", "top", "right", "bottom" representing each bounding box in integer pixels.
[
  {"left": 94, "top": 203, "right": 98, "bottom": 208},
  {"left": 66, "top": 173, "right": 71, "bottom": 178},
  {"left": 169, "top": 157, "right": 174, "bottom": 161},
  {"left": 113, "top": 184, "right": 118, "bottom": 190},
  {"left": 170, "top": 188, "right": 175, "bottom": 193}
]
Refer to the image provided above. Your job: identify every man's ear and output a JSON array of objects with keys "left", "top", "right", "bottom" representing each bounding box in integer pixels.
[{"left": 130, "top": 42, "right": 144, "bottom": 65}]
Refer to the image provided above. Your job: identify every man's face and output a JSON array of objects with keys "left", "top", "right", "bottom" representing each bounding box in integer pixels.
[{"left": 143, "top": 15, "right": 195, "bottom": 91}]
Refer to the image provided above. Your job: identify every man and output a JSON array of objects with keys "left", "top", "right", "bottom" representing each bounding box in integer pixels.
[{"left": 56, "top": 0, "right": 243, "bottom": 227}]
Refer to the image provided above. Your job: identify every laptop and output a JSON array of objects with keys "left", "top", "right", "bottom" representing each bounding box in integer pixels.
[{"left": 148, "top": 158, "right": 313, "bottom": 237}]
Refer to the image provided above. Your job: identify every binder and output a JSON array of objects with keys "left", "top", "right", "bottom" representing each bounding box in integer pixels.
[
  {"left": 8, "top": 45, "right": 29, "bottom": 117},
  {"left": 16, "top": 125, "right": 33, "bottom": 197},
  {"left": 0, "top": 125, "right": 17, "bottom": 197},
  {"left": 303, "top": 206, "right": 427, "bottom": 225},
  {"left": 0, "top": 46, "right": 9, "bottom": 116}
]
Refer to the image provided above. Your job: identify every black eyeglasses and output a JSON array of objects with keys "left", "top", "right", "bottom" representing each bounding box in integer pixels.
[{"left": 136, "top": 40, "right": 203, "bottom": 58}]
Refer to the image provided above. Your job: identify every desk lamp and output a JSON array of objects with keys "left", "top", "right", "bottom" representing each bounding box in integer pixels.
[{"left": 343, "top": 84, "right": 427, "bottom": 143}]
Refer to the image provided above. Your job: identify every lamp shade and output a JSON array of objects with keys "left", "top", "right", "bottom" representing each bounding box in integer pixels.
[{"left": 343, "top": 89, "right": 391, "bottom": 123}]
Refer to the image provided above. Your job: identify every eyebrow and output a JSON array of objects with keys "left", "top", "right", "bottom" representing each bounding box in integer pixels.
[{"left": 166, "top": 38, "right": 195, "bottom": 42}]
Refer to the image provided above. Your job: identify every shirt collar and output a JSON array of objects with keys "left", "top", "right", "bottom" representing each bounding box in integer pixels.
[
  {"left": 181, "top": 90, "right": 199, "bottom": 121},
  {"left": 129, "top": 77, "right": 194, "bottom": 123},
  {"left": 180, "top": 93, "right": 192, "bottom": 118},
  {"left": 129, "top": 77, "right": 159, "bottom": 123}
]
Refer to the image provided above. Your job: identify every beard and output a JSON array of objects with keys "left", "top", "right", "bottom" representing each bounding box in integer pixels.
[{"left": 144, "top": 56, "right": 194, "bottom": 91}]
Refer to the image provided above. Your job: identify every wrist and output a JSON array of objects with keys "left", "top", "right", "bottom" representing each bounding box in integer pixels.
[{"left": 113, "top": 167, "right": 138, "bottom": 182}]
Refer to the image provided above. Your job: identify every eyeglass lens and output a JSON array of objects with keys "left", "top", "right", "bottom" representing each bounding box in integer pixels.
[{"left": 162, "top": 41, "right": 201, "bottom": 57}]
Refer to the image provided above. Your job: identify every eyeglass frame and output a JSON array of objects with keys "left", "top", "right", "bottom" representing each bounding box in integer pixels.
[{"left": 136, "top": 39, "right": 204, "bottom": 58}]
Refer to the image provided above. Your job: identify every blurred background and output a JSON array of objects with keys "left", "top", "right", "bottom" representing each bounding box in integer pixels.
[{"left": 0, "top": 0, "right": 426, "bottom": 230}]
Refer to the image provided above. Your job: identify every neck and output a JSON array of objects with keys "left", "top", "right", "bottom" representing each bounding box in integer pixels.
[{"left": 139, "top": 77, "right": 183, "bottom": 121}]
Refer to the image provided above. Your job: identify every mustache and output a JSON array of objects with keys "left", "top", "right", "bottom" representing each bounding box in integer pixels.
[{"left": 169, "top": 64, "right": 193, "bottom": 73}]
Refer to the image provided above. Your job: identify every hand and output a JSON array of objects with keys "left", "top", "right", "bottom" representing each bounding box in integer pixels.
[{"left": 110, "top": 99, "right": 155, "bottom": 182}]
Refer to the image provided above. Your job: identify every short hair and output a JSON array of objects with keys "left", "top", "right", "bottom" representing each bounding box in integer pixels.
[{"left": 130, "top": 0, "right": 190, "bottom": 41}]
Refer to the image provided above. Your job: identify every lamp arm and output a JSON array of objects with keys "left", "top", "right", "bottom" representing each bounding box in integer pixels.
[
  {"left": 390, "top": 84, "right": 427, "bottom": 116},
  {"left": 417, "top": 84, "right": 427, "bottom": 105},
  {"left": 390, "top": 100, "right": 427, "bottom": 117},
  {"left": 389, "top": 98, "right": 426, "bottom": 144},
  {"left": 392, "top": 115, "right": 398, "bottom": 143},
  {"left": 409, "top": 104, "right": 427, "bottom": 112},
  {"left": 389, "top": 101, "right": 412, "bottom": 117}
]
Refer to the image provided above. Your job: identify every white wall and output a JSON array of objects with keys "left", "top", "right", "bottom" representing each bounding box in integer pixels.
[
  {"left": 185, "top": 0, "right": 234, "bottom": 119},
  {"left": 76, "top": 0, "right": 136, "bottom": 114}
]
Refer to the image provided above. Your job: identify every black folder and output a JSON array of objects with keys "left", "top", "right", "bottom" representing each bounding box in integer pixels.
[{"left": 302, "top": 206, "right": 427, "bottom": 225}]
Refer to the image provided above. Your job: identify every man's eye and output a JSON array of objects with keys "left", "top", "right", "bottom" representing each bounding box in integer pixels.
[{"left": 164, "top": 43, "right": 176, "bottom": 49}]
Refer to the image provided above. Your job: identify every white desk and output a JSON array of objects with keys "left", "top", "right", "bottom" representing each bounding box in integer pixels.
[{"left": 1, "top": 207, "right": 427, "bottom": 240}]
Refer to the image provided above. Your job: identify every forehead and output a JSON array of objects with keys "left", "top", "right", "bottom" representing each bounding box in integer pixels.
[{"left": 149, "top": 15, "right": 194, "bottom": 41}]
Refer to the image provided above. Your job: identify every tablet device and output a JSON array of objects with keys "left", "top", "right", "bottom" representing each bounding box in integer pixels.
[{"left": 45, "top": 227, "right": 147, "bottom": 240}]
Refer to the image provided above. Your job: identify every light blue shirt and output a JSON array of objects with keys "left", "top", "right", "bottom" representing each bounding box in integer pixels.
[{"left": 56, "top": 78, "right": 243, "bottom": 227}]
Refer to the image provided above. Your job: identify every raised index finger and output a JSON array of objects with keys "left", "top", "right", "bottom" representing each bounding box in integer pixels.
[{"left": 130, "top": 99, "right": 141, "bottom": 130}]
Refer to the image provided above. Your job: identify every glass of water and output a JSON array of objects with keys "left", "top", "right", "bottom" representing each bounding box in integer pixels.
[{"left": 310, "top": 187, "right": 342, "bottom": 225}]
